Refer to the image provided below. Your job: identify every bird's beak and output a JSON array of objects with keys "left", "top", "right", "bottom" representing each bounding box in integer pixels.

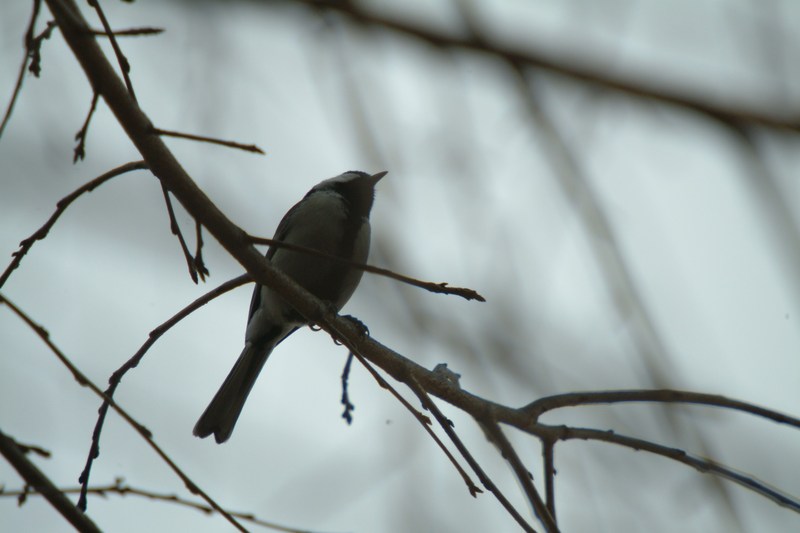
[{"left": 370, "top": 171, "right": 388, "bottom": 184}]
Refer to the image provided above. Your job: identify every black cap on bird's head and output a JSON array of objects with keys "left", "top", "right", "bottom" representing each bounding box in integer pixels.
[{"left": 312, "top": 170, "right": 387, "bottom": 218}]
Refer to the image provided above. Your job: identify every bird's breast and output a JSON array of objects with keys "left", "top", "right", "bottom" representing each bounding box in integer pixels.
[{"left": 268, "top": 191, "right": 370, "bottom": 310}]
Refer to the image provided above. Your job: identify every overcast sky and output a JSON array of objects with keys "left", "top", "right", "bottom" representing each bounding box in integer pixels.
[{"left": 1, "top": 1, "right": 799, "bottom": 532}]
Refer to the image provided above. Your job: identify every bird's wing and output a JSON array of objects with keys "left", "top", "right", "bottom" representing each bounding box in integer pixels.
[{"left": 247, "top": 198, "right": 304, "bottom": 321}]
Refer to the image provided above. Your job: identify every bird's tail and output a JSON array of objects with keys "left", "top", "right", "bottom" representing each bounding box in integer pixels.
[{"left": 193, "top": 337, "right": 278, "bottom": 444}]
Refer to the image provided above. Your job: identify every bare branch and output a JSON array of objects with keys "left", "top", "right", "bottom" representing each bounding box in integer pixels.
[
  {"left": 303, "top": 0, "right": 800, "bottom": 132},
  {"left": 406, "top": 378, "right": 538, "bottom": 533},
  {"left": 160, "top": 183, "right": 209, "bottom": 283},
  {"left": 481, "top": 421, "right": 558, "bottom": 532},
  {"left": 549, "top": 425, "right": 800, "bottom": 513},
  {"left": 339, "top": 353, "right": 355, "bottom": 424},
  {"left": 77, "top": 274, "right": 250, "bottom": 509},
  {"left": 73, "top": 90, "right": 99, "bottom": 162},
  {"left": 193, "top": 220, "right": 208, "bottom": 278},
  {"left": 39, "top": 0, "right": 800, "bottom": 528},
  {"left": 250, "top": 235, "right": 485, "bottom": 302},
  {"left": 0, "top": 428, "right": 102, "bottom": 533},
  {"left": 9, "top": 439, "right": 52, "bottom": 459},
  {"left": 0, "top": 0, "right": 48, "bottom": 138},
  {"left": 342, "top": 341, "right": 490, "bottom": 506},
  {"left": 0, "top": 161, "right": 148, "bottom": 289},
  {"left": 542, "top": 439, "right": 556, "bottom": 521},
  {"left": 2, "top": 478, "right": 320, "bottom": 532},
  {"left": 90, "top": 26, "right": 164, "bottom": 37},
  {"left": 153, "top": 127, "right": 265, "bottom": 154},
  {"left": 346, "top": 351, "right": 448, "bottom": 462},
  {"left": 523, "top": 390, "right": 800, "bottom": 429},
  {"left": 86, "top": 0, "right": 136, "bottom": 100},
  {"left": 0, "top": 293, "right": 248, "bottom": 532}
]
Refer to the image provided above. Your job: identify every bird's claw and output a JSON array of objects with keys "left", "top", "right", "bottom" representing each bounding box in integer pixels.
[{"left": 341, "top": 315, "right": 370, "bottom": 338}]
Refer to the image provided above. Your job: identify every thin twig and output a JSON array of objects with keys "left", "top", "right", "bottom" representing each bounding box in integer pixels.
[
  {"left": 2, "top": 478, "right": 319, "bottom": 533},
  {"left": 77, "top": 274, "right": 250, "bottom": 509},
  {"left": 193, "top": 220, "right": 208, "bottom": 279},
  {"left": 308, "top": 310, "right": 800, "bottom": 521},
  {"left": 0, "top": 428, "right": 102, "bottom": 533},
  {"left": 340, "top": 353, "right": 355, "bottom": 424},
  {"left": 343, "top": 343, "right": 484, "bottom": 502},
  {"left": 481, "top": 421, "right": 558, "bottom": 533},
  {"left": 0, "top": 0, "right": 43, "bottom": 138},
  {"left": 40, "top": 0, "right": 800, "bottom": 527},
  {"left": 0, "top": 161, "right": 149, "bottom": 289},
  {"left": 327, "top": 319, "right": 534, "bottom": 530},
  {"left": 542, "top": 439, "right": 556, "bottom": 520},
  {"left": 523, "top": 390, "right": 800, "bottom": 429},
  {"left": 404, "top": 377, "right": 483, "bottom": 498},
  {"left": 10, "top": 440, "right": 52, "bottom": 459},
  {"left": 304, "top": 0, "right": 800, "bottom": 132},
  {"left": 249, "top": 235, "right": 485, "bottom": 302},
  {"left": 73, "top": 90, "right": 99, "bottom": 162},
  {"left": 548, "top": 424, "right": 800, "bottom": 513},
  {"left": 160, "top": 183, "right": 208, "bottom": 283},
  {"left": 90, "top": 26, "right": 164, "bottom": 37},
  {"left": 87, "top": 0, "right": 136, "bottom": 101},
  {"left": 28, "top": 21, "right": 58, "bottom": 77},
  {"left": 153, "top": 127, "right": 265, "bottom": 154},
  {"left": 0, "top": 293, "right": 247, "bottom": 532},
  {"left": 407, "top": 378, "right": 539, "bottom": 533}
]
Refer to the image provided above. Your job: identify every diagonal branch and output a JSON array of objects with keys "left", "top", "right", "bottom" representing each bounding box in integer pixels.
[
  {"left": 547, "top": 424, "right": 800, "bottom": 513},
  {"left": 345, "top": 348, "right": 481, "bottom": 495},
  {"left": 2, "top": 478, "right": 315, "bottom": 533},
  {"left": 249, "top": 235, "right": 485, "bottom": 302},
  {"left": 480, "top": 421, "right": 558, "bottom": 532},
  {"left": 153, "top": 127, "right": 265, "bottom": 154},
  {"left": 160, "top": 183, "right": 209, "bottom": 283},
  {"left": 406, "top": 377, "right": 537, "bottom": 533},
  {"left": 86, "top": 0, "right": 136, "bottom": 100},
  {"left": 301, "top": 0, "right": 799, "bottom": 132},
  {"left": 542, "top": 439, "right": 556, "bottom": 521},
  {"left": 41, "top": 0, "right": 800, "bottom": 527},
  {"left": 0, "top": 293, "right": 247, "bottom": 532},
  {"left": 0, "top": 160, "right": 149, "bottom": 289},
  {"left": 73, "top": 90, "right": 99, "bottom": 162},
  {"left": 523, "top": 390, "right": 800, "bottom": 429},
  {"left": 0, "top": 428, "right": 102, "bottom": 533},
  {"left": 0, "top": 0, "right": 50, "bottom": 138},
  {"left": 77, "top": 274, "right": 249, "bottom": 510}
]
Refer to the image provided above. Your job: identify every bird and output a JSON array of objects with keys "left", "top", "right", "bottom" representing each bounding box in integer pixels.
[{"left": 194, "top": 170, "right": 386, "bottom": 443}]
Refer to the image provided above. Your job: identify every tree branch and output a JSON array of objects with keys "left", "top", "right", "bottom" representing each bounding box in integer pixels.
[
  {"left": 0, "top": 293, "right": 247, "bottom": 532},
  {"left": 302, "top": 0, "right": 799, "bottom": 132},
  {"left": 0, "top": 161, "right": 148, "bottom": 289},
  {"left": 2, "top": 478, "right": 318, "bottom": 533},
  {"left": 523, "top": 390, "right": 800, "bottom": 429},
  {"left": 249, "top": 235, "right": 485, "bottom": 302},
  {"left": 77, "top": 274, "right": 249, "bottom": 511},
  {"left": 40, "top": 1, "right": 800, "bottom": 529},
  {"left": 0, "top": 428, "right": 102, "bottom": 533}
]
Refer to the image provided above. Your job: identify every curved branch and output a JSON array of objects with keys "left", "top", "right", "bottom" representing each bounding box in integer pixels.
[
  {"left": 0, "top": 161, "right": 148, "bottom": 289},
  {"left": 41, "top": 0, "right": 800, "bottom": 528},
  {"left": 2, "top": 478, "right": 315, "bottom": 533},
  {"left": 249, "top": 235, "right": 485, "bottom": 302},
  {"left": 0, "top": 293, "right": 247, "bottom": 532},
  {"left": 523, "top": 390, "right": 800, "bottom": 429},
  {"left": 0, "top": 428, "right": 102, "bottom": 533},
  {"left": 547, "top": 424, "right": 800, "bottom": 513},
  {"left": 302, "top": 0, "right": 799, "bottom": 132},
  {"left": 77, "top": 274, "right": 250, "bottom": 510}
]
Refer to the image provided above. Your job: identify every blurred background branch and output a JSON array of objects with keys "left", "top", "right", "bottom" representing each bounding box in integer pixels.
[{"left": 1, "top": 0, "right": 798, "bottom": 531}]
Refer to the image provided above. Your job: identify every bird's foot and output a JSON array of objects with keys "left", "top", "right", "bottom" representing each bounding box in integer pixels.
[{"left": 341, "top": 314, "right": 370, "bottom": 338}]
